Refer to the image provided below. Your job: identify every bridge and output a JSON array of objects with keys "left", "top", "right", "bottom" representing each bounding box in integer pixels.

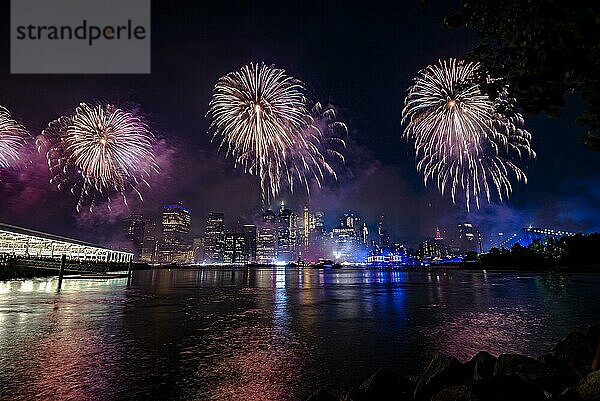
[{"left": 494, "top": 227, "right": 578, "bottom": 249}]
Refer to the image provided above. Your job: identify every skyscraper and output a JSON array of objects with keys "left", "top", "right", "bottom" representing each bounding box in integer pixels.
[
  {"left": 302, "top": 204, "right": 310, "bottom": 248},
  {"left": 418, "top": 238, "right": 448, "bottom": 260},
  {"left": 158, "top": 203, "right": 192, "bottom": 263},
  {"left": 313, "top": 211, "right": 324, "bottom": 231},
  {"left": 257, "top": 209, "right": 276, "bottom": 264},
  {"left": 242, "top": 224, "right": 257, "bottom": 263},
  {"left": 377, "top": 215, "right": 390, "bottom": 252},
  {"left": 224, "top": 232, "right": 247, "bottom": 264},
  {"left": 192, "top": 237, "right": 204, "bottom": 263},
  {"left": 277, "top": 202, "right": 297, "bottom": 263},
  {"left": 342, "top": 212, "right": 361, "bottom": 231},
  {"left": 306, "top": 210, "right": 328, "bottom": 262},
  {"left": 332, "top": 212, "right": 364, "bottom": 262},
  {"left": 332, "top": 226, "right": 356, "bottom": 261},
  {"left": 141, "top": 219, "right": 158, "bottom": 264},
  {"left": 457, "top": 223, "right": 482, "bottom": 253},
  {"left": 124, "top": 214, "right": 145, "bottom": 261},
  {"left": 362, "top": 223, "right": 369, "bottom": 245},
  {"left": 203, "top": 212, "right": 225, "bottom": 263}
]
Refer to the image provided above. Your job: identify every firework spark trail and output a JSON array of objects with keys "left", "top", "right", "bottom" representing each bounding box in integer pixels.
[
  {"left": 37, "top": 103, "right": 159, "bottom": 212},
  {"left": 308, "top": 102, "right": 348, "bottom": 166},
  {"left": 402, "top": 58, "right": 535, "bottom": 211},
  {"left": 0, "top": 106, "right": 29, "bottom": 176},
  {"left": 208, "top": 63, "right": 345, "bottom": 205}
]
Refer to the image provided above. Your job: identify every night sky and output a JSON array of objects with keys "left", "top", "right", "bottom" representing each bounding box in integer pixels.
[{"left": 0, "top": 0, "right": 599, "bottom": 248}]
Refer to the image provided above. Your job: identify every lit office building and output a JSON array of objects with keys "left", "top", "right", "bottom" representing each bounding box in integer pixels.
[
  {"left": 257, "top": 210, "right": 277, "bottom": 264},
  {"left": 313, "top": 211, "right": 324, "bottom": 231},
  {"left": 392, "top": 242, "right": 407, "bottom": 254},
  {"left": 332, "top": 226, "right": 357, "bottom": 261},
  {"left": 277, "top": 202, "right": 297, "bottom": 263},
  {"left": 457, "top": 223, "right": 482, "bottom": 253},
  {"left": 123, "top": 214, "right": 145, "bottom": 261},
  {"left": 418, "top": 238, "right": 448, "bottom": 260},
  {"left": 361, "top": 223, "right": 369, "bottom": 245},
  {"left": 203, "top": 212, "right": 225, "bottom": 263},
  {"left": 305, "top": 210, "right": 328, "bottom": 262},
  {"left": 302, "top": 205, "right": 310, "bottom": 248},
  {"left": 158, "top": 203, "right": 193, "bottom": 263},
  {"left": 342, "top": 212, "right": 362, "bottom": 234},
  {"left": 377, "top": 216, "right": 390, "bottom": 252},
  {"left": 224, "top": 232, "right": 247, "bottom": 264},
  {"left": 141, "top": 219, "right": 158, "bottom": 263},
  {"left": 192, "top": 237, "right": 204, "bottom": 263},
  {"left": 331, "top": 212, "right": 366, "bottom": 262},
  {"left": 242, "top": 224, "right": 257, "bottom": 263}
]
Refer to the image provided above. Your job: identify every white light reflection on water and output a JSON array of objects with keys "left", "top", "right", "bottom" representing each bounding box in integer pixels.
[
  {"left": 0, "top": 269, "right": 599, "bottom": 401},
  {"left": 273, "top": 266, "right": 289, "bottom": 326}
]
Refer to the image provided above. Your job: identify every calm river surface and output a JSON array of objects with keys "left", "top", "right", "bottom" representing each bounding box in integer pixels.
[{"left": 1, "top": 268, "right": 599, "bottom": 400}]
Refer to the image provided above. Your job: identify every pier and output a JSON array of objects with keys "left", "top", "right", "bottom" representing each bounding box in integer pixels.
[
  {"left": 0, "top": 222, "right": 135, "bottom": 280},
  {"left": 0, "top": 254, "right": 138, "bottom": 280}
]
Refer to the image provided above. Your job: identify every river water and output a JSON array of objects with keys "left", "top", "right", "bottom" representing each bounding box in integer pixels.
[{"left": 1, "top": 268, "right": 599, "bottom": 401}]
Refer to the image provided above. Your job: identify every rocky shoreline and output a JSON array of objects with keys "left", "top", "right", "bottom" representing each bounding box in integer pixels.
[{"left": 306, "top": 324, "right": 600, "bottom": 401}]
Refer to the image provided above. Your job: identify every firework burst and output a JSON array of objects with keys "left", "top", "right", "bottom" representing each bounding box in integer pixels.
[
  {"left": 308, "top": 102, "right": 348, "bottom": 165},
  {"left": 38, "top": 103, "right": 158, "bottom": 212},
  {"left": 402, "top": 58, "right": 535, "bottom": 210},
  {"left": 0, "top": 106, "right": 29, "bottom": 177},
  {"left": 208, "top": 62, "right": 345, "bottom": 204}
]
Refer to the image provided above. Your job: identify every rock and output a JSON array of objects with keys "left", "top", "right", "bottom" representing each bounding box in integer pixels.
[
  {"left": 535, "top": 354, "right": 581, "bottom": 395},
  {"left": 529, "top": 367, "right": 579, "bottom": 397},
  {"left": 341, "top": 368, "right": 413, "bottom": 401},
  {"left": 556, "top": 387, "right": 582, "bottom": 401},
  {"left": 432, "top": 385, "right": 479, "bottom": 401},
  {"left": 358, "top": 368, "right": 413, "bottom": 401},
  {"left": 465, "top": 351, "right": 497, "bottom": 381},
  {"left": 495, "top": 353, "right": 578, "bottom": 395},
  {"left": 538, "top": 353, "right": 559, "bottom": 365},
  {"left": 469, "top": 375, "right": 546, "bottom": 401},
  {"left": 494, "top": 354, "right": 543, "bottom": 377},
  {"left": 586, "top": 324, "right": 600, "bottom": 347},
  {"left": 586, "top": 324, "right": 600, "bottom": 370},
  {"left": 554, "top": 331, "right": 594, "bottom": 374},
  {"left": 339, "top": 389, "right": 363, "bottom": 401},
  {"left": 576, "top": 370, "right": 600, "bottom": 401},
  {"left": 414, "top": 353, "right": 465, "bottom": 401},
  {"left": 305, "top": 387, "right": 337, "bottom": 401}
]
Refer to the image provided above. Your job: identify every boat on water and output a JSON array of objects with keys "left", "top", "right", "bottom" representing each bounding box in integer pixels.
[
  {"left": 311, "top": 259, "right": 342, "bottom": 269},
  {"left": 62, "top": 273, "right": 129, "bottom": 280}
]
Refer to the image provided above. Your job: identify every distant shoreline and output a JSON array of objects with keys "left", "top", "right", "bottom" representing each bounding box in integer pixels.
[{"left": 3, "top": 262, "right": 600, "bottom": 281}]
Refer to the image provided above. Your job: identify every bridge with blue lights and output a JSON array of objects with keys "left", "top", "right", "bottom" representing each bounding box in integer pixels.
[{"left": 494, "top": 227, "right": 578, "bottom": 249}]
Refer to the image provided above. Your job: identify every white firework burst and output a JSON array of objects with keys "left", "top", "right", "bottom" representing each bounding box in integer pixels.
[{"left": 402, "top": 58, "right": 535, "bottom": 210}]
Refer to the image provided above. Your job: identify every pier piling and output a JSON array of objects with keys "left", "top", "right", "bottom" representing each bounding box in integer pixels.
[
  {"left": 127, "top": 261, "right": 132, "bottom": 286},
  {"left": 57, "top": 254, "right": 66, "bottom": 290}
]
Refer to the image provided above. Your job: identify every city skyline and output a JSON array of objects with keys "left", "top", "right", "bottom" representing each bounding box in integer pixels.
[
  {"left": 119, "top": 200, "right": 583, "bottom": 266},
  {"left": 0, "top": 1, "right": 599, "bottom": 251}
]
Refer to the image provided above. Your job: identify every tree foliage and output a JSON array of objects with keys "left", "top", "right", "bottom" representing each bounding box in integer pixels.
[
  {"left": 479, "top": 233, "right": 600, "bottom": 269},
  {"left": 441, "top": 0, "right": 600, "bottom": 149}
]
